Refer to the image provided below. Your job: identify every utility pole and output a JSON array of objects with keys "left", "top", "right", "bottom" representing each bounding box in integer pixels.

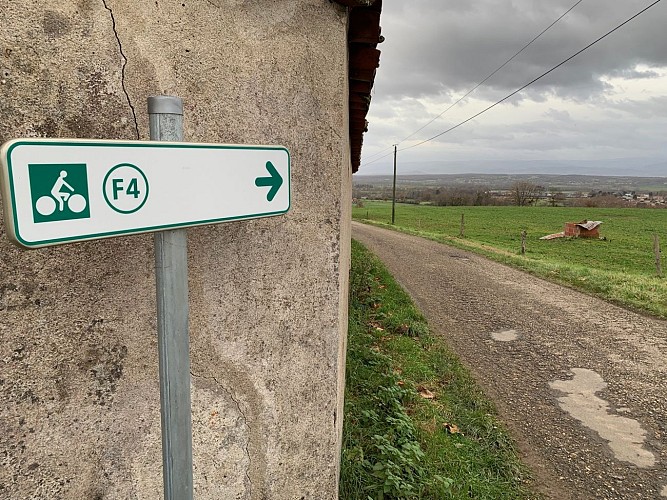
[{"left": 391, "top": 144, "right": 397, "bottom": 225}]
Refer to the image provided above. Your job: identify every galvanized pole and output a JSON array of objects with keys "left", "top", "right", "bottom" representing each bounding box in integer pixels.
[
  {"left": 147, "top": 95, "right": 193, "bottom": 500},
  {"left": 391, "top": 144, "right": 397, "bottom": 225}
]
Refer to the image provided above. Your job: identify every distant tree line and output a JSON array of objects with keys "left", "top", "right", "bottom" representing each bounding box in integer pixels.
[
  {"left": 353, "top": 186, "right": 510, "bottom": 206},
  {"left": 353, "top": 181, "right": 666, "bottom": 208},
  {"left": 430, "top": 187, "right": 498, "bottom": 206}
]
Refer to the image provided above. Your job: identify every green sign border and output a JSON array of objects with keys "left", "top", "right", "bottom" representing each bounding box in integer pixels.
[{"left": 1, "top": 139, "right": 291, "bottom": 249}]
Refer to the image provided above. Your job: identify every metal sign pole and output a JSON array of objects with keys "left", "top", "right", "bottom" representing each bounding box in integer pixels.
[{"left": 147, "top": 95, "right": 194, "bottom": 500}]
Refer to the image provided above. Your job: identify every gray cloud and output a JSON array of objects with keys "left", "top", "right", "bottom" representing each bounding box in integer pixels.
[
  {"left": 376, "top": 0, "right": 667, "bottom": 100},
  {"left": 360, "top": 0, "right": 667, "bottom": 173}
]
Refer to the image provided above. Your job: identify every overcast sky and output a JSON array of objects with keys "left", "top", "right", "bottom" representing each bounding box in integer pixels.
[{"left": 360, "top": 0, "right": 667, "bottom": 175}]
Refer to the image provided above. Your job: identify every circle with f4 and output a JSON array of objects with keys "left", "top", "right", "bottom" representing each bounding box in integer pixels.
[{"left": 103, "top": 163, "right": 149, "bottom": 214}]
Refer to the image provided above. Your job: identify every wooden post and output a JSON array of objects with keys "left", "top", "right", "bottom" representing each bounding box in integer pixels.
[
  {"left": 460, "top": 214, "right": 465, "bottom": 238},
  {"left": 654, "top": 234, "right": 662, "bottom": 277},
  {"left": 391, "top": 144, "right": 397, "bottom": 225},
  {"left": 521, "top": 230, "right": 527, "bottom": 255}
]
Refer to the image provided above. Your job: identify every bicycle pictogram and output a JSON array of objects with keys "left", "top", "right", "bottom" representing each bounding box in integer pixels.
[
  {"left": 28, "top": 163, "right": 91, "bottom": 223},
  {"left": 35, "top": 170, "right": 87, "bottom": 216}
]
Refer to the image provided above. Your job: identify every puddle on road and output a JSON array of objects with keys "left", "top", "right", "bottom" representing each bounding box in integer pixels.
[
  {"left": 549, "top": 368, "right": 655, "bottom": 468},
  {"left": 491, "top": 329, "right": 519, "bottom": 342}
]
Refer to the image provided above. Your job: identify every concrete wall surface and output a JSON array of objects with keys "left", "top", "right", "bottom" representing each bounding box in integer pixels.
[{"left": 0, "top": 1, "right": 352, "bottom": 498}]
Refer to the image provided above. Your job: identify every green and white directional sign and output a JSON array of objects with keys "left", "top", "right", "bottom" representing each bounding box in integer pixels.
[{"left": 0, "top": 139, "right": 290, "bottom": 248}]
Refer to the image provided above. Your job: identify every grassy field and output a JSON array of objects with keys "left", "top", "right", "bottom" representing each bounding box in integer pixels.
[
  {"left": 352, "top": 201, "right": 667, "bottom": 318},
  {"left": 340, "top": 240, "right": 534, "bottom": 499}
]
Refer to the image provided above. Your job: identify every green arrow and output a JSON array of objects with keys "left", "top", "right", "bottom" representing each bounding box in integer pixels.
[{"left": 255, "top": 161, "right": 283, "bottom": 202}]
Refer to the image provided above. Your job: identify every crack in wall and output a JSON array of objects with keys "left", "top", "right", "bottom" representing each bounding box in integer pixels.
[
  {"left": 222, "top": 378, "right": 253, "bottom": 497},
  {"left": 102, "top": 0, "right": 140, "bottom": 139},
  {"left": 190, "top": 370, "right": 253, "bottom": 497}
]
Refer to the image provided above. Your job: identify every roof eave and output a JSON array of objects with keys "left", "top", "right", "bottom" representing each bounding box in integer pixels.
[{"left": 337, "top": 0, "right": 382, "bottom": 173}]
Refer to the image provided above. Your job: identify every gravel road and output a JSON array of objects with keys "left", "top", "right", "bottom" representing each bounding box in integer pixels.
[{"left": 352, "top": 222, "right": 667, "bottom": 500}]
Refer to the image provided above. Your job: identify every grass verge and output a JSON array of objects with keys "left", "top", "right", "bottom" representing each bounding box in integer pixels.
[{"left": 340, "top": 239, "right": 534, "bottom": 499}]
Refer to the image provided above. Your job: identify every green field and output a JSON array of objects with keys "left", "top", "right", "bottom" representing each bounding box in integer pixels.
[{"left": 353, "top": 201, "right": 667, "bottom": 318}]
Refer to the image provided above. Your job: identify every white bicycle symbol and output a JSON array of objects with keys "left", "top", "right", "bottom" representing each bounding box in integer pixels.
[{"left": 35, "top": 170, "right": 87, "bottom": 216}]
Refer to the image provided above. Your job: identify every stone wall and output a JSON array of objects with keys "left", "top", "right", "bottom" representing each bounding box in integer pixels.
[{"left": 0, "top": 1, "right": 351, "bottom": 498}]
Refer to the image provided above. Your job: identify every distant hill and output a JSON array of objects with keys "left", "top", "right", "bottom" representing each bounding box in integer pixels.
[{"left": 358, "top": 158, "right": 667, "bottom": 177}]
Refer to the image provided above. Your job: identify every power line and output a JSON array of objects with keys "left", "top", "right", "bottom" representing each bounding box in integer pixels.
[
  {"left": 362, "top": 0, "right": 584, "bottom": 168},
  {"left": 397, "top": 0, "right": 585, "bottom": 145},
  {"left": 362, "top": 0, "right": 662, "bottom": 168},
  {"left": 362, "top": 149, "right": 395, "bottom": 167},
  {"left": 361, "top": 145, "right": 395, "bottom": 163},
  {"left": 400, "top": 0, "right": 662, "bottom": 153}
]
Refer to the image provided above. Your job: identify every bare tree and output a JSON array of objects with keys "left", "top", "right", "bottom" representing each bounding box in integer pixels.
[
  {"left": 511, "top": 181, "right": 539, "bottom": 206},
  {"left": 549, "top": 190, "right": 566, "bottom": 207}
]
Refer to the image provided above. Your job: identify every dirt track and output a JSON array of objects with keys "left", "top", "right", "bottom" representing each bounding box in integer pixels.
[{"left": 352, "top": 222, "right": 667, "bottom": 500}]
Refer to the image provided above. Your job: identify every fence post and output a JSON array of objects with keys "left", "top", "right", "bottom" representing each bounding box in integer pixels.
[
  {"left": 654, "top": 234, "right": 662, "bottom": 277},
  {"left": 460, "top": 214, "right": 465, "bottom": 238},
  {"left": 521, "top": 230, "right": 527, "bottom": 255}
]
